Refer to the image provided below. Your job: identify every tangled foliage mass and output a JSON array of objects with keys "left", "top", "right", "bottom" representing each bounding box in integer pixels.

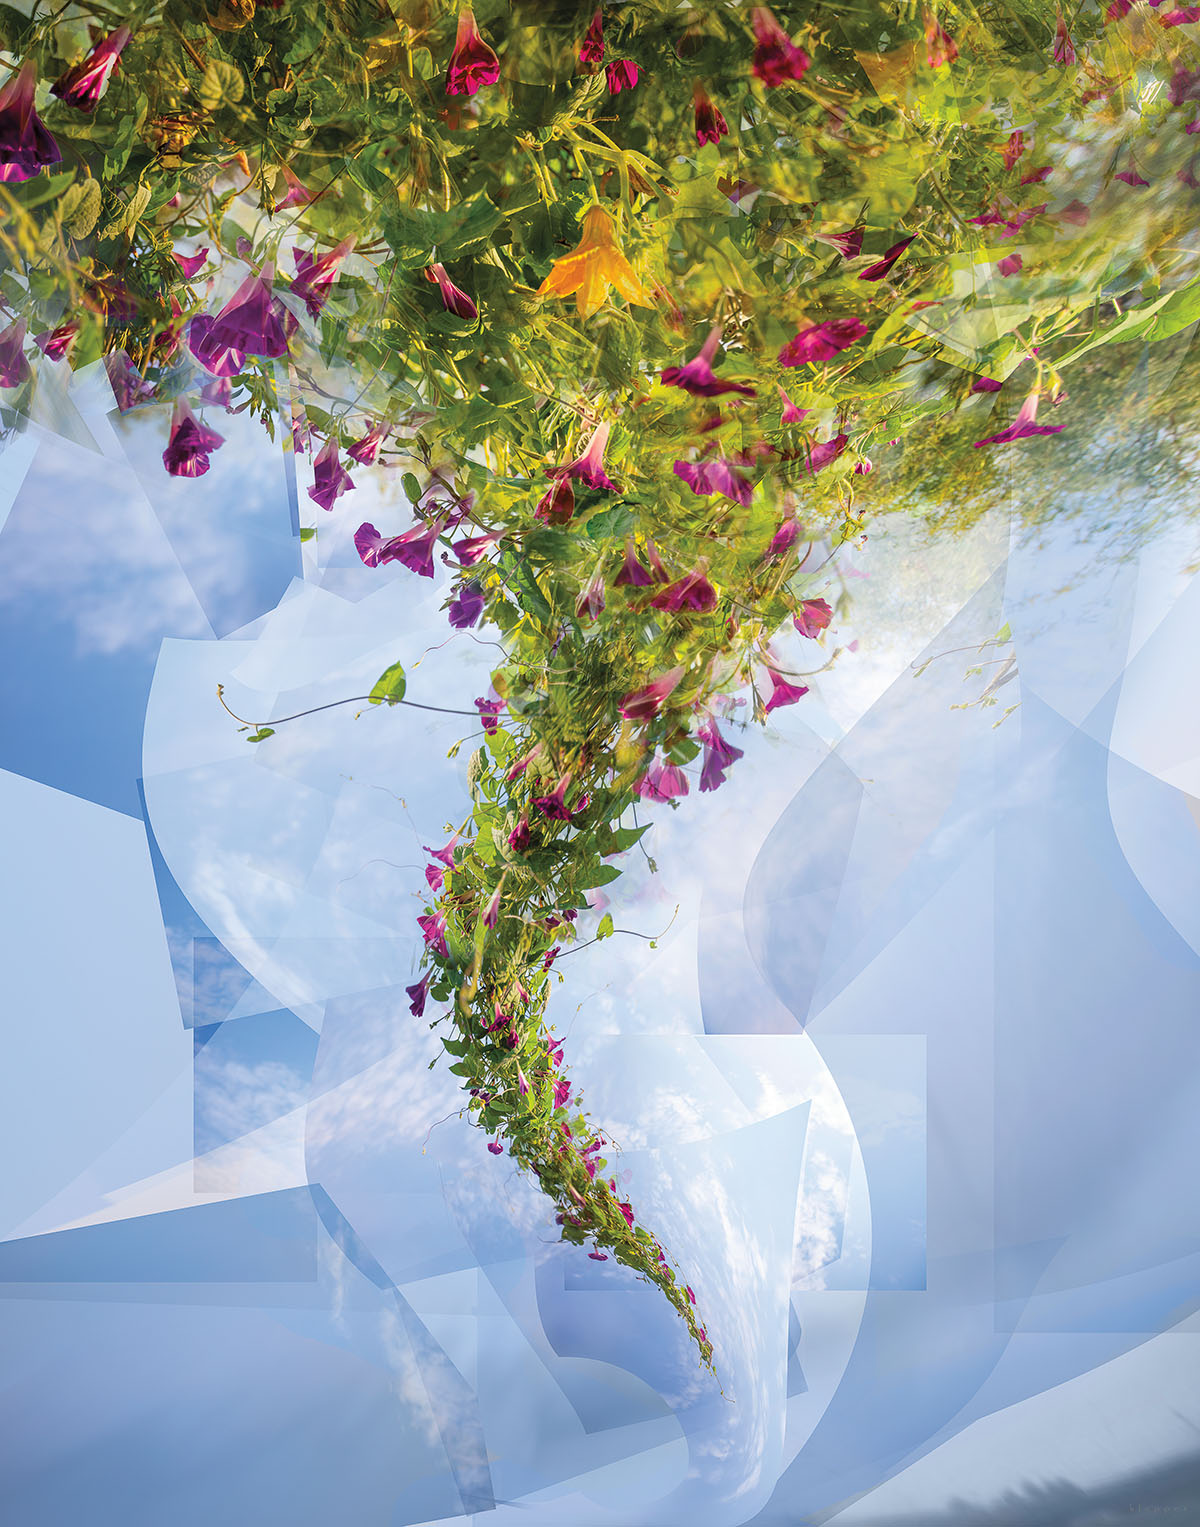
[{"left": 3, "top": 0, "right": 1199, "bottom": 1369}]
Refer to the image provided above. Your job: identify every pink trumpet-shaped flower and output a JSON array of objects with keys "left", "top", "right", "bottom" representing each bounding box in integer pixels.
[
  {"left": 779, "top": 316, "right": 868, "bottom": 367},
  {"left": 766, "top": 518, "right": 802, "bottom": 558},
  {"left": 1160, "top": 5, "right": 1200, "bottom": 22},
  {"left": 1052, "top": 9, "right": 1077, "bottom": 61},
  {"left": 614, "top": 537, "right": 660, "bottom": 587},
  {"left": 0, "top": 319, "right": 30, "bottom": 387},
  {"left": 698, "top": 718, "right": 744, "bottom": 792},
  {"left": 650, "top": 562, "right": 717, "bottom": 614},
  {"left": 273, "top": 162, "right": 311, "bottom": 210},
  {"left": 517, "top": 1064, "right": 529, "bottom": 1097},
  {"left": 453, "top": 529, "right": 504, "bottom": 565},
  {"left": 693, "top": 83, "right": 729, "bottom": 145},
  {"left": 446, "top": 6, "right": 500, "bottom": 95},
  {"left": 533, "top": 773, "right": 588, "bottom": 822},
  {"left": 347, "top": 423, "right": 385, "bottom": 465},
  {"left": 605, "top": 60, "right": 639, "bottom": 93},
  {"left": 973, "top": 391, "right": 1065, "bottom": 448},
  {"left": 354, "top": 517, "right": 446, "bottom": 577},
  {"left": 580, "top": 9, "right": 604, "bottom": 63},
  {"left": 751, "top": 7, "right": 811, "bottom": 85},
  {"left": 1000, "top": 130, "right": 1026, "bottom": 170},
  {"left": 923, "top": 9, "right": 958, "bottom": 66},
  {"left": 291, "top": 238, "right": 355, "bottom": 318},
  {"left": 162, "top": 398, "right": 224, "bottom": 478},
  {"left": 425, "top": 836, "right": 460, "bottom": 869},
  {"left": 970, "top": 376, "right": 1003, "bottom": 393},
  {"left": 535, "top": 475, "right": 575, "bottom": 524},
  {"left": 51, "top": 27, "right": 131, "bottom": 112},
  {"left": 818, "top": 226, "right": 864, "bottom": 259},
  {"left": 425, "top": 262, "right": 478, "bottom": 320},
  {"left": 673, "top": 457, "right": 753, "bottom": 504},
  {"left": 507, "top": 817, "right": 531, "bottom": 852},
  {"left": 619, "top": 666, "right": 684, "bottom": 722},
  {"left": 483, "top": 885, "right": 502, "bottom": 929},
  {"left": 794, "top": 597, "right": 833, "bottom": 638},
  {"left": 418, "top": 911, "right": 449, "bottom": 958},
  {"left": 777, "top": 385, "right": 810, "bottom": 423},
  {"left": 105, "top": 351, "right": 155, "bottom": 411},
  {"left": 575, "top": 566, "right": 607, "bottom": 622},
  {"left": 200, "top": 374, "right": 233, "bottom": 409},
  {"left": 34, "top": 321, "right": 79, "bottom": 361},
  {"left": 553, "top": 1077, "right": 571, "bottom": 1107},
  {"left": 448, "top": 582, "right": 485, "bottom": 629},
  {"left": 487, "top": 1140, "right": 504, "bottom": 1155},
  {"left": 547, "top": 421, "right": 620, "bottom": 491},
  {"left": 208, "top": 262, "right": 289, "bottom": 359},
  {"left": 800, "top": 433, "right": 849, "bottom": 473},
  {"left": 186, "top": 316, "right": 245, "bottom": 378},
  {"left": 997, "top": 253, "right": 1023, "bottom": 276},
  {"left": 636, "top": 757, "right": 689, "bottom": 801},
  {"left": 425, "top": 862, "right": 445, "bottom": 894},
  {"left": 764, "top": 667, "right": 810, "bottom": 713},
  {"left": 0, "top": 61, "right": 61, "bottom": 182},
  {"left": 661, "top": 324, "right": 756, "bottom": 397},
  {"left": 859, "top": 235, "right": 915, "bottom": 282},
  {"left": 475, "top": 694, "right": 505, "bottom": 735},
  {"left": 1115, "top": 165, "right": 1150, "bottom": 186},
  {"left": 406, "top": 972, "right": 432, "bottom": 1017},
  {"left": 308, "top": 436, "right": 355, "bottom": 511},
  {"left": 1107, "top": 0, "right": 1134, "bottom": 15},
  {"left": 173, "top": 247, "right": 209, "bottom": 278}
]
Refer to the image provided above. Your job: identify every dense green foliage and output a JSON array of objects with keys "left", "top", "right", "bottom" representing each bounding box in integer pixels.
[{"left": 3, "top": 0, "right": 1199, "bottom": 1369}]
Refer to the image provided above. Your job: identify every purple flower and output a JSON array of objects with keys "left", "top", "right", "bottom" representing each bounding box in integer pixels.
[
  {"left": 33, "top": 321, "right": 78, "bottom": 362},
  {"left": 817, "top": 226, "right": 864, "bottom": 260},
  {"left": 973, "top": 391, "right": 1065, "bottom": 448},
  {"left": 673, "top": 457, "right": 753, "bottom": 504},
  {"left": 1052, "top": 9, "right": 1076, "bottom": 62},
  {"left": 448, "top": 582, "right": 485, "bottom": 629},
  {"left": 636, "top": 757, "right": 690, "bottom": 801},
  {"left": 1107, "top": 0, "right": 1134, "bottom": 15},
  {"left": 354, "top": 517, "right": 445, "bottom": 577},
  {"left": 425, "top": 837, "right": 460, "bottom": 869},
  {"left": 173, "top": 247, "right": 209, "bottom": 278},
  {"left": 794, "top": 597, "right": 832, "bottom": 638},
  {"left": 777, "top": 385, "right": 810, "bottom": 423},
  {"left": 580, "top": 9, "right": 604, "bottom": 63},
  {"left": 347, "top": 424, "right": 384, "bottom": 465},
  {"left": 1161, "top": 5, "right": 1200, "bottom": 23},
  {"left": 619, "top": 666, "right": 684, "bottom": 722},
  {"left": 186, "top": 315, "right": 245, "bottom": 378},
  {"left": 693, "top": 83, "right": 729, "bottom": 145},
  {"left": 859, "top": 235, "right": 915, "bottom": 282},
  {"left": 200, "top": 374, "right": 233, "bottom": 410},
  {"left": 291, "top": 238, "right": 355, "bottom": 319},
  {"left": 588, "top": 1250, "right": 608, "bottom": 1260},
  {"left": 614, "top": 537, "right": 657, "bottom": 587},
  {"left": 406, "top": 972, "right": 432, "bottom": 1017},
  {"left": 308, "top": 436, "right": 355, "bottom": 511},
  {"left": 453, "top": 529, "right": 504, "bottom": 565},
  {"left": 970, "top": 376, "right": 1003, "bottom": 393},
  {"left": 661, "top": 324, "right": 756, "bottom": 398},
  {"left": 0, "top": 319, "right": 30, "bottom": 388},
  {"left": 424, "top": 261, "right": 477, "bottom": 320},
  {"left": 51, "top": 26, "right": 131, "bottom": 112},
  {"left": 751, "top": 7, "right": 810, "bottom": 85},
  {"left": 766, "top": 519, "right": 802, "bottom": 558},
  {"left": 207, "top": 263, "right": 289, "bottom": 359},
  {"left": 1021, "top": 165, "right": 1052, "bottom": 186},
  {"left": 778, "top": 317, "right": 868, "bottom": 367},
  {"left": 800, "top": 433, "right": 849, "bottom": 473},
  {"left": 535, "top": 475, "right": 575, "bottom": 524},
  {"left": 483, "top": 885, "right": 502, "bottom": 929},
  {"left": 553, "top": 1077, "right": 571, "bottom": 1107},
  {"left": 605, "top": 60, "right": 639, "bottom": 93},
  {"left": 0, "top": 62, "right": 62, "bottom": 182},
  {"left": 547, "top": 421, "right": 620, "bottom": 492},
  {"left": 516, "top": 1063, "right": 529, "bottom": 1096},
  {"left": 418, "top": 911, "right": 449, "bottom": 958},
  {"left": 272, "top": 163, "right": 311, "bottom": 211},
  {"left": 1169, "top": 64, "right": 1200, "bottom": 105},
  {"left": 425, "top": 862, "right": 445, "bottom": 894},
  {"left": 533, "top": 773, "right": 584, "bottom": 821},
  {"left": 475, "top": 694, "right": 505, "bottom": 735},
  {"left": 764, "top": 667, "right": 810, "bottom": 713},
  {"left": 649, "top": 562, "right": 717, "bottom": 614},
  {"left": 575, "top": 566, "right": 607, "bottom": 622},
  {"left": 162, "top": 398, "right": 224, "bottom": 478},
  {"left": 487, "top": 1140, "right": 504, "bottom": 1155},
  {"left": 105, "top": 351, "right": 155, "bottom": 411},
  {"left": 997, "top": 253, "right": 1023, "bottom": 277},
  {"left": 446, "top": 5, "right": 500, "bottom": 94},
  {"left": 698, "top": 719, "right": 744, "bottom": 792},
  {"left": 507, "top": 817, "right": 531, "bottom": 852},
  {"left": 923, "top": 9, "right": 958, "bottom": 66},
  {"left": 1115, "top": 167, "right": 1150, "bottom": 186}
]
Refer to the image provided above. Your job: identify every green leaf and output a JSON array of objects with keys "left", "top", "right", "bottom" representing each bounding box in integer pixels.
[
  {"left": 597, "top": 913, "right": 614, "bottom": 939},
  {"left": 299, "top": 527, "right": 316, "bottom": 542},
  {"left": 368, "top": 661, "right": 407, "bottom": 706},
  {"left": 246, "top": 727, "right": 276, "bottom": 743},
  {"left": 197, "top": 58, "right": 245, "bottom": 112}
]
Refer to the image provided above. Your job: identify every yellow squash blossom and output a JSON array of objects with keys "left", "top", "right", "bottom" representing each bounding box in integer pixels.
[{"left": 536, "top": 205, "right": 653, "bottom": 320}]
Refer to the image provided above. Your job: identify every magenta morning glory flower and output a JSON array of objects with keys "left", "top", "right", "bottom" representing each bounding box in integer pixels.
[
  {"left": 1000, "top": 130, "right": 1025, "bottom": 170},
  {"left": 1161, "top": 5, "right": 1200, "bottom": 23},
  {"left": 649, "top": 561, "right": 717, "bottom": 614},
  {"left": 1115, "top": 166, "right": 1150, "bottom": 186},
  {"left": 347, "top": 423, "right": 385, "bottom": 465},
  {"left": 973, "top": 391, "right": 1065, "bottom": 448},
  {"left": 507, "top": 817, "right": 531, "bottom": 852},
  {"left": 636, "top": 757, "right": 690, "bottom": 801},
  {"left": 487, "top": 1140, "right": 504, "bottom": 1155},
  {"left": 207, "top": 263, "right": 289, "bottom": 359},
  {"left": 34, "top": 321, "right": 78, "bottom": 361},
  {"left": 0, "top": 62, "right": 62, "bottom": 182},
  {"left": 51, "top": 26, "right": 131, "bottom": 112},
  {"left": 674, "top": 457, "right": 753, "bottom": 504},
  {"left": 0, "top": 320, "right": 30, "bottom": 388},
  {"left": 535, "top": 475, "right": 575, "bottom": 525},
  {"left": 453, "top": 529, "right": 504, "bottom": 565},
  {"left": 446, "top": 6, "right": 500, "bottom": 94},
  {"left": 923, "top": 9, "right": 958, "bottom": 66},
  {"left": 587, "top": 1249, "right": 608, "bottom": 1260},
  {"left": 777, "top": 385, "right": 810, "bottom": 423},
  {"left": 1107, "top": 0, "right": 1133, "bottom": 15},
  {"left": 354, "top": 517, "right": 446, "bottom": 576},
  {"left": 308, "top": 436, "right": 355, "bottom": 512},
  {"left": 533, "top": 773, "right": 587, "bottom": 821},
  {"left": 424, "top": 262, "right": 478, "bottom": 320},
  {"left": 418, "top": 911, "right": 449, "bottom": 958},
  {"left": 475, "top": 694, "right": 505, "bottom": 735},
  {"left": 661, "top": 324, "right": 756, "bottom": 398},
  {"left": 605, "top": 60, "right": 639, "bottom": 93},
  {"left": 997, "top": 253, "right": 1023, "bottom": 277},
  {"left": 425, "top": 836, "right": 460, "bottom": 870},
  {"left": 751, "top": 7, "right": 810, "bottom": 85},
  {"left": 162, "top": 398, "right": 225, "bottom": 478},
  {"left": 575, "top": 566, "right": 607, "bottom": 622},
  {"left": 291, "top": 238, "right": 355, "bottom": 318},
  {"left": 970, "top": 376, "right": 1003, "bottom": 393},
  {"left": 698, "top": 719, "right": 744, "bottom": 792},
  {"left": 483, "top": 885, "right": 502, "bottom": 930},
  {"left": 614, "top": 537, "right": 657, "bottom": 588},
  {"left": 547, "top": 421, "right": 620, "bottom": 492},
  {"left": 173, "top": 247, "right": 209, "bottom": 278},
  {"left": 859, "top": 235, "right": 915, "bottom": 282},
  {"left": 766, "top": 518, "right": 802, "bottom": 558},
  {"left": 554, "top": 1077, "right": 571, "bottom": 1107},
  {"left": 764, "top": 667, "right": 810, "bottom": 713},
  {"left": 619, "top": 666, "right": 684, "bottom": 722},
  {"left": 800, "top": 433, "right": 849, "bottom": 473},
  {"left": 448, "top": 581, "right": 484, "bottom": 629},
  {"left": 186, "top": 315, "right": 245, "bottom": 378},
  {"left": 693, "top": 83, "right": 729, "bottom": 145},
  {"left": 580, "top": 9, "right": 604, "bottom": 63},
  {"left": 794, "top": 596, "right": 833, "bottom": 638},
  {"left": 406, "top": 972, "right": 432, "bottom": 1017},
  {"left": 818, "top": 226, "right": 864, "bottom": 260},
  {"left": 778, "top": 317, "right": 868, "bottom": 367},
  {"left": 1169, "top": 64, "right": 1200, "bottom": 104},
  {"left": 105, "top": 351, "right": 155, "bottom": 411},
  {"left": 1052, "top": 9, "right": 1076, "bottom": 62},
  {"left": 272, "top": 163, "right": 311, "bottom": 210}
]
